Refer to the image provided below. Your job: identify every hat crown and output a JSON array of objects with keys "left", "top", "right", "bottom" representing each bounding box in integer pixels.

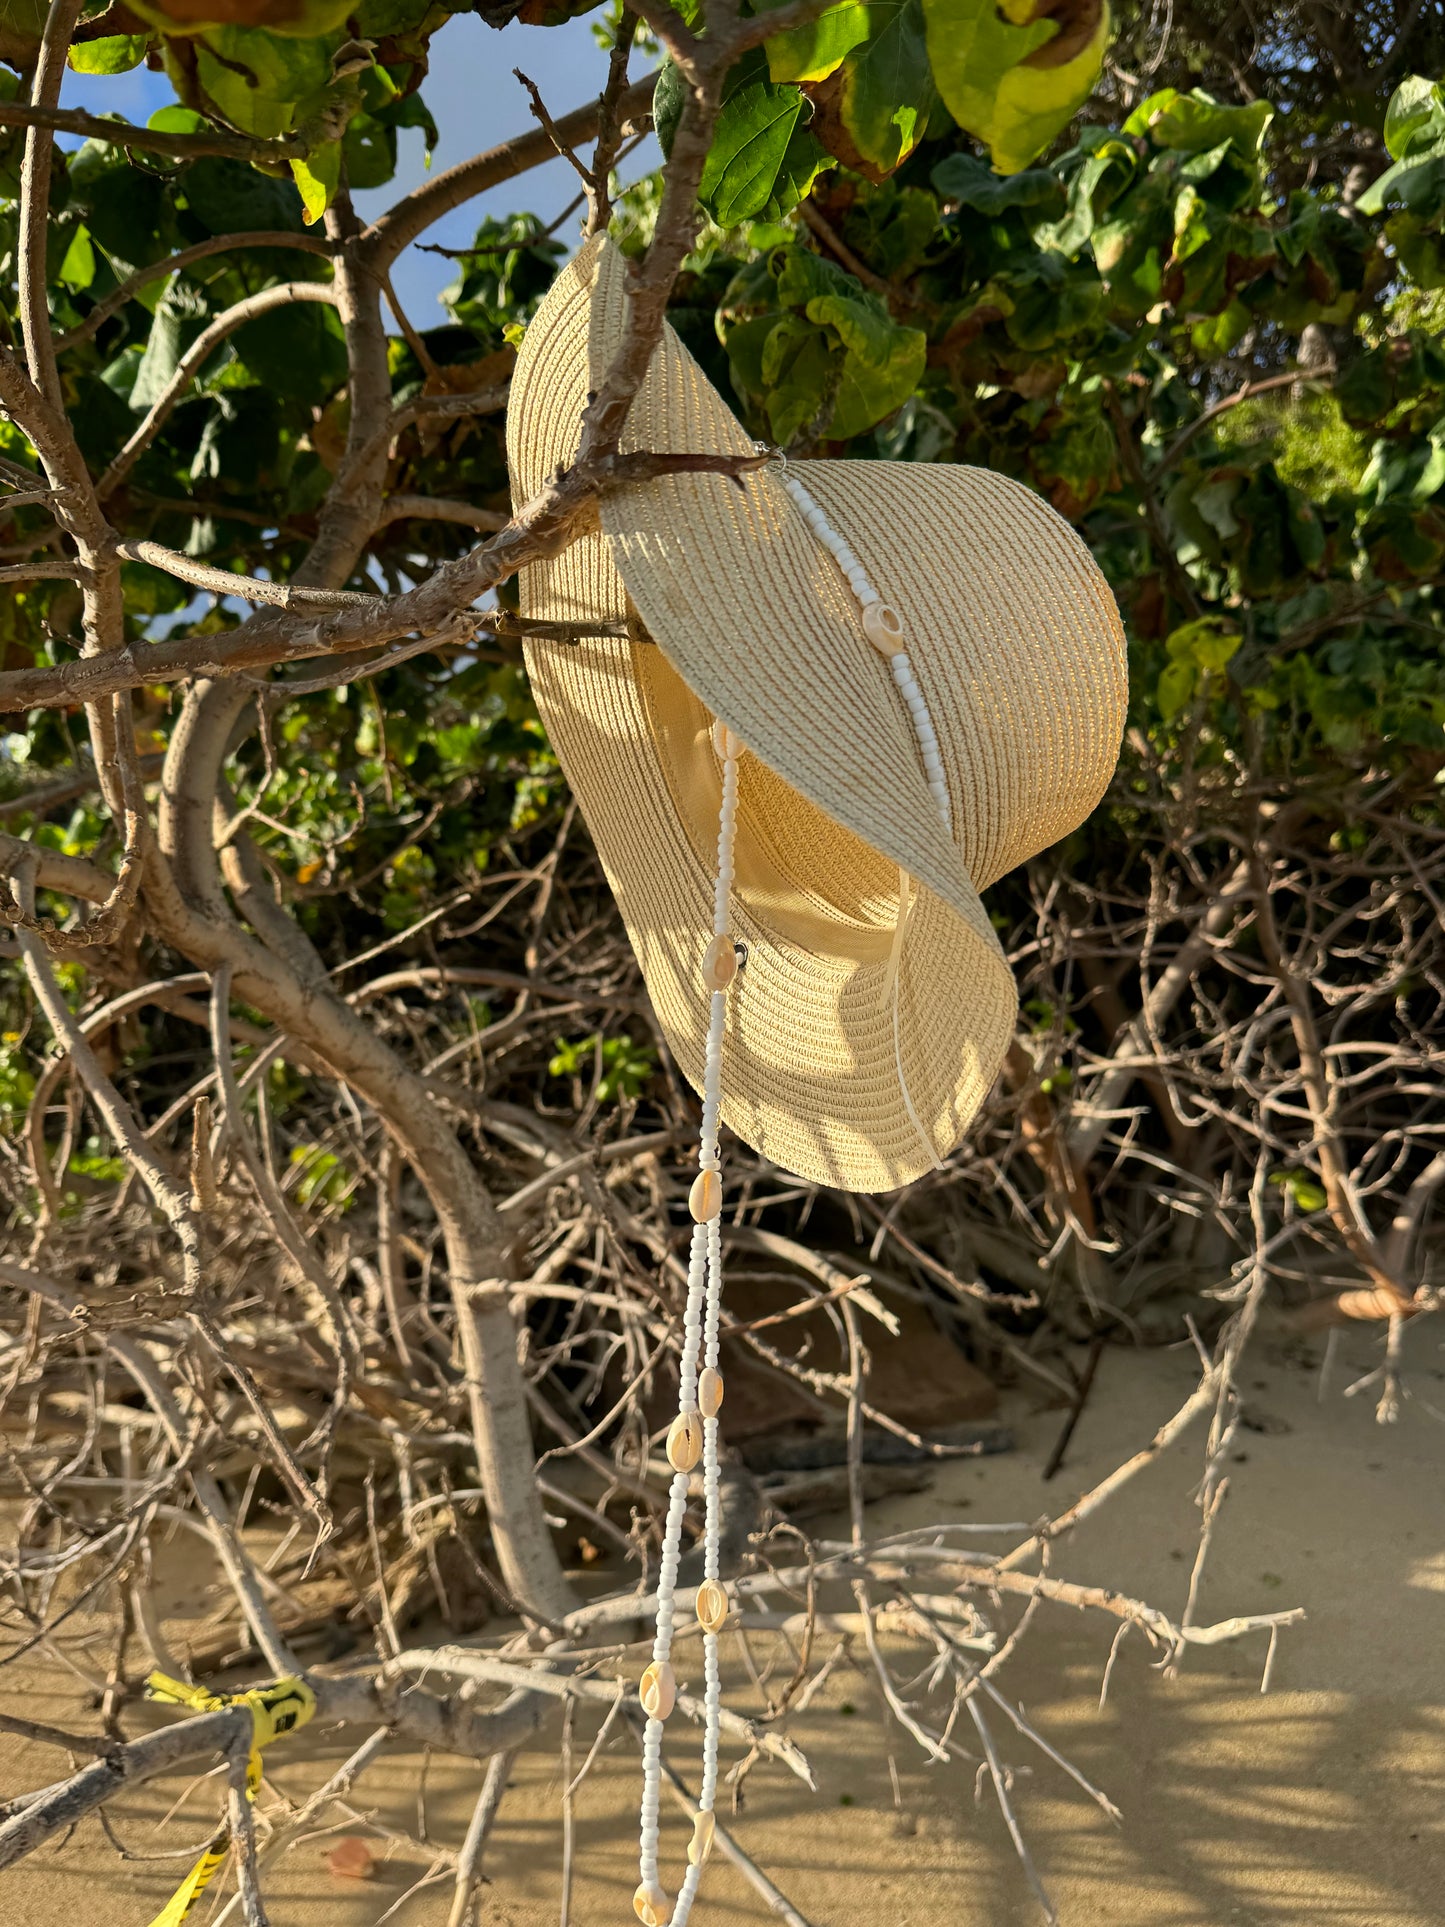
[{"left": 512, "top": 239, "right": 1126, "bottom": 894}]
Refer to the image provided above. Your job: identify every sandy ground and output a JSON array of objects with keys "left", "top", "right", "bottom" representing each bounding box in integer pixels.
[{"left": 3, "top": 1325, "right": 1443, "bottom": 1927}]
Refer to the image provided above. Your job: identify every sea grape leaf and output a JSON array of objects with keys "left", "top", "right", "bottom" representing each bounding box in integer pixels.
[
  {"left": 774, "top": 247, "right": 926, "bottom": 436},
  {"left": 343, "top": 113, "right": 398, "bottom": 190},
  {"left": 148, "top": 104, "right": 208, "bottom": 133},
  {"left": 761, "top": 311, "right": 838, "bottom": 442},
  {"left": 726, "top": 249, "right": 925, "bottom": 443},
  {"left": 1002, "top": 250, "right": 1103, "bottom": 348},
  {"left": 291, "top": 141, "right": 342, "bottom": 223},
  {"left": 803, "top": 0, "right": 937, "bottom": 180},
  {"left": 356, "top": 0, "right": 446, "bottom": 33},
  {"left": 58, "top": 223, "right": 96, "bottom": 292},
  {"left": 1122, "top": 87, "right": 1273, "bottom": 162},
  {"left": 690, "top": 51, "right": 830, "bottom": 225},
  {"left": 1034, "top": 122, "right": 1136, "bottom": 253},
  {"left": 0, "top": 0, "right": 48, "bottom": 68},
  {"left": 231, "top": 297, "right": 347, "bottom": 399},
  {"left": 182, "top": 26, "right": 338, "bottom": 141},
  {"left": 652, "top": 54, "right": 686, "bottom": 155},
  {"left": 760, "top": 0, "right": 870, "bottom": 85},
  {"left": 1356, "top": 75, "right": 1445, "bottom": 216},
  {"left": 127, "top": 0, "right": 354, "bottom": 37},
  {"left": 182, "top": 156, "right": 308, "bottom": 234},
  {"left": 76, "top": 154, "right": 168, "bottom": 268},
  {"left": 931, "top": 149, "right": 1065, "bottom": 222},
  {"left": 923, "top": 0, "right": 1109, "bottom": 175},
  {"left": 846, "top": 179, "right": 938, "bottom": 276},
  {"left": 68, "top": 33, "right": 149, "bottom": 73}
]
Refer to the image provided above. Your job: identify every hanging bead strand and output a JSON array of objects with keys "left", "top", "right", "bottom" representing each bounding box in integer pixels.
[{"left": 635, "top": 720, "right": 740, "bottom": 1927}]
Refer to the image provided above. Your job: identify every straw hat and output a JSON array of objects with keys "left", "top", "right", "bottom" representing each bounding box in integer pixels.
[{"left": 507, "top": 237, "right": 1126, "bottom": 1193}]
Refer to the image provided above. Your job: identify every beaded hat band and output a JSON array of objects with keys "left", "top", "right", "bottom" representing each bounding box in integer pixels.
[{"left": 507, "top": 237, "right": 1127, "bottom": 1194}]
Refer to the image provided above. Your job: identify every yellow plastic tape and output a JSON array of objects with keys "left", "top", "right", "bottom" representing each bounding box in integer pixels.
[{"left": 143, "top": 1671, "right": 316, "bottom": 1927}]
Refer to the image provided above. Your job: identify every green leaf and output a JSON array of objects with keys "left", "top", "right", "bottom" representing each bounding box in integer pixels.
[
  {"left": 68, "top": 33, "right": 149, "bottom": 74},
  {"left": 344, "top": 112, "right": 398, "bottom": 190},
  {"left": 760, "top": 0, "right": 869, "bottom": 83},
  {"left": 1356, "top": 81, "right": 1445, "bottom": 220},
  {"left": 1164, "top": 615, "right": 1240, "bottom": 670},
  {"left": 130, "top": 296, "right": 186, "bottom": 412},
  {"left": 1382, "top": 75, "right": 1445, "bottom": 161},
  {"left": 1189, "top": 296, "right": 1252, "bottom": 358},
  {"left": 653, "top": 54, "right": 686, "bottom": 158},
  {"left": 183, "top": 27, "right": 337, "bottom": 142},
  {"left": 1002, "top": 251, "right": 1103, "bottom": 347},
  {"left": 183, "top": 156, "right": 307, "bottom": 235},
  {"left": 1035, "top": 123, "right": 1136, "bottom": 254},
  {"left": 806, "top": 0, "right": 938, "bottom": 179},
  {"left": 148, "top": 105, "right": 208, "bottom": 134},
  {"left": 1155, "top": 656, "right": 1196, "bottom": 721},
  {"left": 232, "top": 298, "right": 347, "bottom": 399},
  {"left": 76, "top": 151, "right": 167, "bottom": 269},
  {"left": 1123, "top": 87, "right": 1273, "bottom": 162},
  {"left": 291, "top": 142, "right": 342, "bottom": 224},
  {"left": 923, "top": 0, "right": 1109, "bottom": 175},
  {"left": 1270, "top": 1168, "right": 1328, "bottom": 1212},
  {"left": 0, "top": 0, "right": 48, "bottom": 67},
  {"left": 774, "top": 247, "right": 926, "bottom": 437},
  {"left": 128, "top": 0, "right": 354, "bottom": 35},
  {"left": 931, "top": 150, "right": 1065, "bottom": 221},
  {"left": 58, "top": 223, "right": 96, "bottom": 293},
  {"left": 696, "top": 51, "right": 828, "bottom": 225},
  {"left": 356, "top": 0, "right": 442, "bottom": 33},
  {"left": 825, "top": 303, "right": 925, "bottom": 436},
  {"left": 763, "top": 313, "right": 840, "bottom": 442}
]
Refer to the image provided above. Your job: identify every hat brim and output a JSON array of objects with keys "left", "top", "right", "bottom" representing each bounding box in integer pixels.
[{"left": 508, "top": 239, "right": 1125, "bottom": 1190}]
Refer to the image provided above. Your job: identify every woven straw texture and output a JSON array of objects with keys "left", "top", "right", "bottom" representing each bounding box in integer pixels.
[{"left": 507, "top": 239, "right": 1127, "bottom": 1192}]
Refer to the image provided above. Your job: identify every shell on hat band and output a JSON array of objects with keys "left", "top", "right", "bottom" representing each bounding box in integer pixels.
[{"left": 636, "top": 720, "right": 736, "bottom": 1927}]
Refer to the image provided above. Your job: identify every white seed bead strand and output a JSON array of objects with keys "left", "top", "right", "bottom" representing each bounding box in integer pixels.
[
  {"left": 889, "top": 651, "right": 953, "bottom": 837},
  {"left": 639, "top": 726, "right": 740, "bottom": 1918},
  {"left": 777, "top": 460, "right": 950, "bottom": 1175},
  {"left": 778, "top": 471, "right": 951, "bottom": 840}
]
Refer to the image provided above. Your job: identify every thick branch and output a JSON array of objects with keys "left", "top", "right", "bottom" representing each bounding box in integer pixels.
[
  {"left": 19, "top": 0, "right": 85, "bottom": 414},
  {"left": 0, "top": 449, "right": 775, "bottom": 712}
]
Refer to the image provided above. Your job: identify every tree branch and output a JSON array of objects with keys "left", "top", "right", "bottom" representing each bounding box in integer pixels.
[
  {"left": 362, "top": 74, "right": 656, "bottom": 273},
  {"left": 0, "top": 447, "right": 776, "bottom": 712},
  {"left": 97, "top": 282, "right": 339, "bottom": 502},
  {"left": 0, "top": 98, "right": 303, "bottom": 163},
  {"left": 56, "top": 231, "right": 336, "bottom": 352}
]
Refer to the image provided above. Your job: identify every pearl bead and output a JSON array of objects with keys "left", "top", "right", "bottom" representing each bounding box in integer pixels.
[
  {"left": 639, "top": 1661, "right": 676, "bottom": 1721},
  {"left": 667, "top": 1411, "right": 703, "bottom": 1472},
  {"left": 702, "top": 935, "right": 737, "bottom": 992},
  {"left": 863, "top": 602, "right": 905, "bottom": 655},
  {"left": 698, "top": 1366, "right": 724, "bottom": 1417},
  {"left": 695, "top": 1578, "right": 729, "bottom": 1634},
  {"left": 634, "top": 1881, "right": 674, "bottom": 1925},
  {"left": 688, "top": 1811, "right": 716, "bottom": 1867},
  {"left": 711, "top": 719, "right": 740, "bottom": 761},
  {"left": 688, "top": 1168, "right": 722, "bottom": 1223}
]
